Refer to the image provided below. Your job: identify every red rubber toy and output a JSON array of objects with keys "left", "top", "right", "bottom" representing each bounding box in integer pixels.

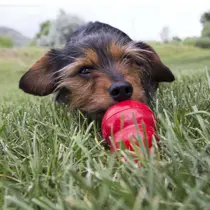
[{"left": 101, "top": 100, "right": 159, "bottom": 158}]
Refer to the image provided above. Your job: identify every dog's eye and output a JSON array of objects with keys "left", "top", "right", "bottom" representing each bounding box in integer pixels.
[{"left": 79, "top": 66, "right": 94, "bottom": 76}]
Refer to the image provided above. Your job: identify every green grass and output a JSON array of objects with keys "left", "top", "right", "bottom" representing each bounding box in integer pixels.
[{"left": 0, "top": 44, "right": 210, "bottom": 210}]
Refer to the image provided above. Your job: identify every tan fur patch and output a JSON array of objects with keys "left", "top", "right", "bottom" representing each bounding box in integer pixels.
[
  {"left": 109, "top": 41, "right": 150, "bottom": 64},
  {"left": 84, "top": 49, "right": 99, "bottom": 65},
  {"left": 109, "top": 41, "right": 126, "bottom": 59},
  {"left": 30, "top": 52, "right": 51, "bottom": 71}
]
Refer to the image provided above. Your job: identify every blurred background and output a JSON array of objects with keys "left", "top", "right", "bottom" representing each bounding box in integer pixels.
[
  {"left": 0, "top": 1, "right": 210, "bottom": 99},
  {"left": 0, "top": 1, "right": 210, "bottom": 47}
]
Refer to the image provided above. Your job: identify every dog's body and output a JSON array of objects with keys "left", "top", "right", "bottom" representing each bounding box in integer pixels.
[{"left": 19, "top": 21, "right": 175, "bottom": 119}]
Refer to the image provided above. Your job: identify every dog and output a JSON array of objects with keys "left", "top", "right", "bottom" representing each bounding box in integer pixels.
[{"left": 19, "top": 21, "right": 175, "bottom": 120}]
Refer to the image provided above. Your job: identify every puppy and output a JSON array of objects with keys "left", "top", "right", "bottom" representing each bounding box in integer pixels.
[{"left": 19, "top": 21, "right": 175, "bottom": 120}]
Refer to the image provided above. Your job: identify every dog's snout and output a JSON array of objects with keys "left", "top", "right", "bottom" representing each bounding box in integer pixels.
[{"left": 108, "top": 81, "right": 133, "bottom": 102}]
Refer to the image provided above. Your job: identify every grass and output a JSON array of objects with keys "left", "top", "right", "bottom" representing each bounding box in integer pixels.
[{"left": 0, "top": 44, "right": 210, "bottom": 210}]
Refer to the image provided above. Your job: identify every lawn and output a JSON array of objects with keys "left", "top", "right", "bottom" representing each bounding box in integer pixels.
[{"left": 0, "top": 44, "right": 210, "bottom": 210}]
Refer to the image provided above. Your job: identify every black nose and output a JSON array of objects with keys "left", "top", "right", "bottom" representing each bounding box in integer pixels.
[{"left": 109, "top": 81, "right": 133, "bottom": 102}]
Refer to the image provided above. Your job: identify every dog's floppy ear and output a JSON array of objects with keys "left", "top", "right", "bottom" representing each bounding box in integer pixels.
[
  {"left": 136, "top": 42, "right": 175, "bottom": 83},
  {"left": 19, "top": 49, "right": 61, "bottom": 96}
]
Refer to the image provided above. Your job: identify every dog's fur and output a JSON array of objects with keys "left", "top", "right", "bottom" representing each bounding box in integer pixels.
[{"left": 19, "top": 21, "right": 175, "bottom": 119}]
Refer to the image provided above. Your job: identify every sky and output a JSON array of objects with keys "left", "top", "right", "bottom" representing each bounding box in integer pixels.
[{"left": 0, "top": 0, "right": 209, "bottom": 41}]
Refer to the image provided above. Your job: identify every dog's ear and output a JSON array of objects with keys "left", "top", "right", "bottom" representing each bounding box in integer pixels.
[
  {"left": 19, "top": 49, "right": 62, "bottom": 96},
  {"left": 136, "top": 42, "right": 175, "bottom": 83}
]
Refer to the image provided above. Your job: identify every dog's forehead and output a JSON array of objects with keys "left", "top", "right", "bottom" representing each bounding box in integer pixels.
[
  {"left": 67, "top": 33, "right": 131, "bottom": 65},
  {"left": 84, "top": 41, "right": 127, "bottom": 66}
]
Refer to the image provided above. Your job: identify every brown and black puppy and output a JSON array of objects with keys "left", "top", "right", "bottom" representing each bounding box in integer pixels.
[{"left": 19, "top": 21, "right": 175, "bottom": 120}]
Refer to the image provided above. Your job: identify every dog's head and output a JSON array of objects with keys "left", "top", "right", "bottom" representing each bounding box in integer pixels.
[{"left": 19, "top": 22, "right": 175, "bottom": 115}]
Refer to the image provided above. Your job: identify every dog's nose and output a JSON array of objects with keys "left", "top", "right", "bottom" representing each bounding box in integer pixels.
[{"left": 109, "top": 81, "right": 133, "bottom": 102}]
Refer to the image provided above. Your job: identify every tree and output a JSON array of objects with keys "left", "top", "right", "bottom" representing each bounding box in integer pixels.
[
  {"left": 172, "top": 36, "right": 181, "bottom": 42},
  {"left": 36, "top": 9, "right": 85, "bottom": 47},
  {"left": 200, "top": 10, "right": 210, "bottom": 38},
  {"left": 35, "top": 20, "right": 51, "bottom": 39},
  {"left": 160, "top": 27, "right": 170, "bottom": 43},
  {"left": 201, "top": 10, "right": 210, "bottom": 24}
]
